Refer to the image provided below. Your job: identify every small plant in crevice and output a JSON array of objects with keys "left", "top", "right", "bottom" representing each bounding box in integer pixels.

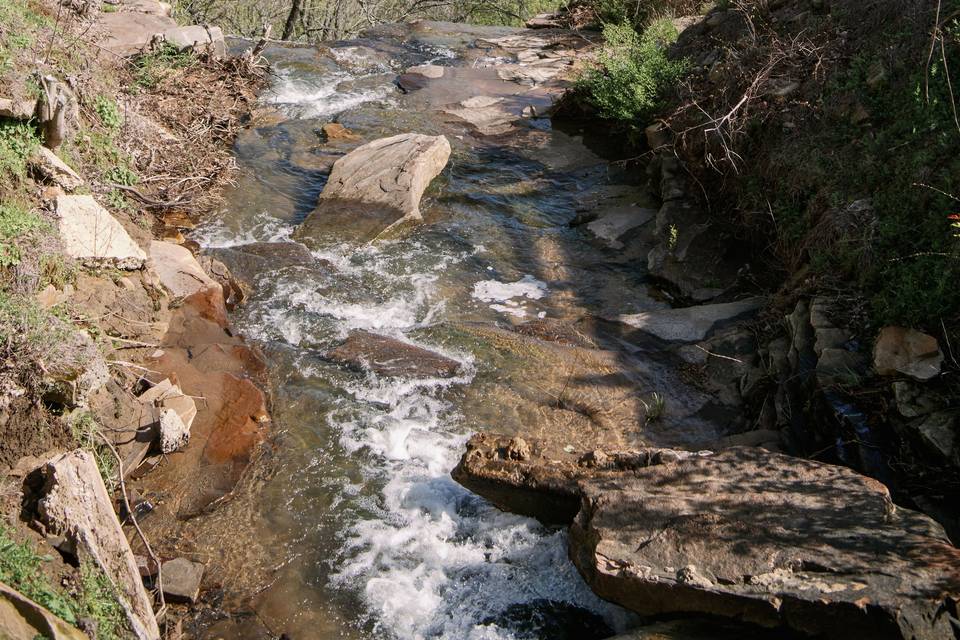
[
  {"left": 131, "top": 43, "right": 195, "bottom": 90},
  {"left": 69, "top": 412, "right": 118, "bottom": 493},
  {"left": 0, "top": 118, "right": 40, "bottom": 184},
  {"left": 641, "top": 391, "right": 666, "bottom": 421}
]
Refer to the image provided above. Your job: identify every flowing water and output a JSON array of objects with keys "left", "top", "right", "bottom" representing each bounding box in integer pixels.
[{"left": 192, "top": 23, "right": 724, "bottom": 640}]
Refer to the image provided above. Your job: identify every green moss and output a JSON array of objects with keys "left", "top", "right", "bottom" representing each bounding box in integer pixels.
[{"left": 575, "top": 20, "right": 688, "bottom": 126}]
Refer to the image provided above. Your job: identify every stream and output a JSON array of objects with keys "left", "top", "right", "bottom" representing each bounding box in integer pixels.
[{"left": 192, "top": 22, "right": 729, "bottom": 640}]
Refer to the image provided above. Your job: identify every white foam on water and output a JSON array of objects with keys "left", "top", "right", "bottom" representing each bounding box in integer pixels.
[
  {"left": 193, "top": 211, "right": 294, "bottom": 249},
  {"left": 472, "top": 275, "right": 548, "bottom": 303},
  {"left": 472, "top": 275, "right": 548, "bottom": 319},
  {"left": 264, "top": 66, "right": 394, "bottom": 119}
]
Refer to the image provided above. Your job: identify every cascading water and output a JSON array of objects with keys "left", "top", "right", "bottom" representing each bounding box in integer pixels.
[{"left": 196, "top": 25, "right": 659, "bottom": 640}]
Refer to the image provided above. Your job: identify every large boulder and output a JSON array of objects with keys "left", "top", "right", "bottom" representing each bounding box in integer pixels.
[
  {"left": 294, "top": 133, "right": 450, "bottom": 242},
  {"left": 324, "top": 331, "right": 461, "bottom": 378},
  {"left": 55, "top": 195, "right": 146, "bottom": 269},
  {"left": 35, "top": 451, "right": 161, "bottom": 640},
  {"left": 149, "top": 241, "right": 221, "bottom": 299},
  {"left": 569, "top": 447, "right": 960, "bottom": 640}
]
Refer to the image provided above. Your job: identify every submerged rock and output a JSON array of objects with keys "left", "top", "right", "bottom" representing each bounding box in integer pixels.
[
  {"left": 159, "top": 558, "right": 204, "bottom": 604},
  {"left": 569, "top": 447, "right": 960, "bottom": 640},
  {"left": 615, "top": 298, "right": 763, "bottom": 343},
  {"left": 324, "top": 331, "right": 461, "bottom": 379},
  {"left": 295, "top": 133, "right": 451, "bottom": 242}
]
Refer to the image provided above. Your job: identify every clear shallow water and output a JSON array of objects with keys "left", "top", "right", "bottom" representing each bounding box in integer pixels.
[{"left": 196, "top": 27, "right": 656, "bottom": 640}]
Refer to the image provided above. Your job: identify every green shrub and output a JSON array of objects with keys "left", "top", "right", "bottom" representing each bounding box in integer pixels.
[
  {"left": 576, "top": 19, "right": 687, "bottom": 125},
  {"left": 77, "top": 560, "right": 129, "bottom": 640}
]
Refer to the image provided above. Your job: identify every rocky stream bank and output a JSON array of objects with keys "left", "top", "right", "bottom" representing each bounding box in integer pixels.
[{"left": 1, "top": 3, "right": 958, "bottom": 640}]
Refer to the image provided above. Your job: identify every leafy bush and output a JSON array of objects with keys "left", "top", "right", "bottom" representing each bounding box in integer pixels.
[{"left": 576, "top": 19, "right": 687, "bottom": 125}]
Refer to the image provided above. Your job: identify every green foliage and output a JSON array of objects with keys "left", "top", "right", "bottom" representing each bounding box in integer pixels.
[
  {"left": 576, "top": 20, "right": 687, "bottom": 125},
  {"left": 0, "top": 118, "right": 40, "bottom": 182},
  {"left": 748, "top": 18, "right": 960, "bottom": 328},
  {"left": 104, "top": 163, "right": 138, "bottom": 186},
  {"left": 0, "top": 0, "right": 50, "bottom": 75},
  {"left": 0, "top": 525, "right": 132, "bottom": 639},
  {"left": 0, "top": 203, "right": 47, "bottom": 268},
  {"left": 0, "top": 524, "right": 78, "bottom": 624},
  {"left": 93, "top": 95, "right": 122, "bottom": 131},
  {"left": 77, "top": 560, "right": 129, "bottom": 640},
  {"left": 131, "top": 43, "right": 194, "bottom": 90}
]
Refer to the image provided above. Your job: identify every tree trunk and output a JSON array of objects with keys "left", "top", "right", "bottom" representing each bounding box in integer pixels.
[{"left": 282, "top": 0, "right": 305, "bottom": 40}]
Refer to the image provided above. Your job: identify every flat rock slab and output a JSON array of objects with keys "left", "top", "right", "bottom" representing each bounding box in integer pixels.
[
  {"left": 874, "top": 326, "right": 943, "bottom": 381},
  {"left": 56, "top": 195, "right": 146, "bottom": 269},
  {"left": 569, "top": 447, "right": 960, "bottom": 640},
  {"left": 294, "top": 133, "right": 450, "bottom": 242},
  {"left": 29, "top": 147, "right": 82, "bottom": 191},
  {"left": 586, "top": 205, "right": 657, "bottom": 248},
  {"left": 150, "top": 240, "right": 220, "bottom": 299},
  {"left": 616, "top": 298, "right": 763, "bottom": 343},
  {"left": 452, "top": 432, "right": 700, "bottom": 525},
  {"left": 324, "top": 331, "right": 461, "bottom": 378}
]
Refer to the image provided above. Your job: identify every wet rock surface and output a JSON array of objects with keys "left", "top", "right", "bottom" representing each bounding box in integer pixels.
[
  {"left": 569, "top": 447, "right": 960, "bottom": 640},
  {"left": 324, "top": 331, "right": 461, "bottom": 378}
]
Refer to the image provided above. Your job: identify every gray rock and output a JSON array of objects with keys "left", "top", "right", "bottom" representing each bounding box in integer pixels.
[
  {"left": 892, "top": 380, "right": 943, "bottom": 418},
  {"left": 911, "top": 411, "right": 958, "bottom": 467},
  {"left": 0, "top": 96, "right": 36, "bottom": 119},
  {"left": 95, "top": 11, "right": 177, "bottom": 56},
  {"left": 616, "top": 298, "right": 763, "bottom": 343},
  {"left": 36, "top": 451, "right": 161, "bottom": 640},
  {"left": 46, "top": 326, "right": 109, "bottom": 408},
  {"left": 585, "top": 205, "right": 656, "bottom": 249},
  {"left": 295, "top": 133, "right": 450, "bottom": 242},
  {"left": 55, "top": 195, "right": 147, "bottom": 269},
  {"left": 569, "top": 447, "right": 960, "bottom": 640},
  {"left": 159, "top": 558, "right": 204, "bottom": 604},
  {"left": 29, "top": 147, "right": 83, "bottom": 191}
]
